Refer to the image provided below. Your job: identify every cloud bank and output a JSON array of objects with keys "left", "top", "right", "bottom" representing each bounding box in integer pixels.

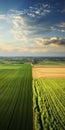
[
  {"left": 0, "top": 2, "right": 65, "bottom": 56},
  {"left": 37, "top": 37, "right": 65, "bottom": 46}
]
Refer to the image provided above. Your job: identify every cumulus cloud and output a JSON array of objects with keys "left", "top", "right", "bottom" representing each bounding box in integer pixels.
[
  {"left": 0, "top": 38, "right": 65, "bottom": 55},
  {"left": 5, "top": 9, "right": 52, "bottom": 44},
  {"left": 27, "top": 3, "right": 51, "bottom": 17},
  {"left": 0, "top": 10, "right": 38, "bottom": 46},
  {"left": 37, "top": 37, "right": 65, "bottom": 46},
  {"left": 0, "top": 7, "right": 61, "bottom": 47},
  {"left": 9, "top": 3, "right": 51, "bottom": 19}
]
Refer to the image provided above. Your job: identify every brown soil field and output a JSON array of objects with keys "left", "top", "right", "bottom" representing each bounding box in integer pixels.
[{"left": 32, "top": 66, "right": 65, "bottom": 78}]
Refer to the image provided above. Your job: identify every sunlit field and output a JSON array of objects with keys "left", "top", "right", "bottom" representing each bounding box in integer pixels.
[
  {"left": 0, "top": 0, "right": 65, "bottom": 129},
  {"left": 0, "top": 63, "right": 65, "bottom": 130},
  {"left": 33, "top": 65, "right": 65, "bottom": 130},
  {"left": 32, "top": 66, "right": 65, "bottom": 78}
]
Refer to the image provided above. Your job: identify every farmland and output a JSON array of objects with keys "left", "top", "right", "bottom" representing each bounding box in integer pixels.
[
  {"left": 33, "top": 66, "right": 65, "bottom": 78},
  {"left": 33, "top": 78, "right": 65, "bottom": 130},
  {"left": 36, "top": 61, "right": 65, "bottom": 66},
  {"left": 0, "top": 61, "right": 65, "bottom": 130},
  {"left": 0, "top": 64, "right": 32, "bottom": 130},
  {"left": 33, "top": 65, "right": 65, "bottom": 130}
]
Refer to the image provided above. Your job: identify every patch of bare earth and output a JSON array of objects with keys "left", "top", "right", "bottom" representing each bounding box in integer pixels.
[{"left": 32, "top": 66, "right": 65, "bottom": 78}]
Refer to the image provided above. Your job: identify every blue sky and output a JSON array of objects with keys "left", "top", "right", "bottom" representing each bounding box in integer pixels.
[{"left": 0, "top": 0, "right": 65, "bottom": 56}]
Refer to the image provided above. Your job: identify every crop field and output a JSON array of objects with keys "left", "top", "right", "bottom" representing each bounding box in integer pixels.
[
  {"left": 37, "top": 61, "right": 65, "bottom": 66},
  {"left": 0, "top": 63, "right": 65, "bottom": 130},
  {"left": 33, "top": 66, "right": 65, "bottom": 78},
  {"left": 33, "top": 78, "right": 65, "bottom": 130},
  {"left": 0, "top": 64, "right": 32, "bottom": 130}
]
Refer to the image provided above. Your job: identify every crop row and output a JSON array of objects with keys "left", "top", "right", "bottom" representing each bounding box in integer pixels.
[
  {"left": 0, "top": 64, "right": 32, "bottom": 130},
  {"left": 33, "top": 78, "right": 65, "bottom": 130}
]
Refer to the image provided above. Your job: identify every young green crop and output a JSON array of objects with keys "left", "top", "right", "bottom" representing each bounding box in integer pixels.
[
  {"left": 0, "top": 64, "right": 32, "bottom": 130},
  {"left": 33, "top": 78, "right": 65, "bottom": 130}
]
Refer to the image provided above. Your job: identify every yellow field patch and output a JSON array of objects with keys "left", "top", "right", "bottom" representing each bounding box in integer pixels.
[{"left": 32, "top": 66, "right": 65, "bottom": 78}]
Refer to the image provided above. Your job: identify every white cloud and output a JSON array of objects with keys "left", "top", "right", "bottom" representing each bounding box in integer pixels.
[
  {"left": 0, "top": 37, "right": 65, "bottom": 54},
  {"left": 0, "top": 6, "right": 65, "bottom": 56},
  {"left": 27, "top": 13, "right": 35, "bottom": 17},
  {"left": 0, "top": 4, "right": 51, "bottom": 45},
  {"left": 26, "top": 3, "right": 51, "bottom": 17}
]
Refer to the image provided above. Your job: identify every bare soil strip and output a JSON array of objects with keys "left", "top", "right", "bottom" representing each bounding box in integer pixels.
[{"left": 32, "top": 66, "right": 65, "bottom": 78}]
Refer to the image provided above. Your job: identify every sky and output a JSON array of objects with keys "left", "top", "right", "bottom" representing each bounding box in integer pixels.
[{"left": 0, "top": 0, "right": 65, "bottom": 56}]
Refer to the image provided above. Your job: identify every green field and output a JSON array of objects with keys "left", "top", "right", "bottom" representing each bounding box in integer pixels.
[
  {"left": 33, "top": 78, "right": 65, "bottom": 130},
  {"left": 37, "top": 61, "right": 65, "bottom": 66},
  {"left": 0, "top": 63, "right": 65, "bottom": 130},
  {"left": 0, "top": 64, "right": 32, "bottom": 130}
]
